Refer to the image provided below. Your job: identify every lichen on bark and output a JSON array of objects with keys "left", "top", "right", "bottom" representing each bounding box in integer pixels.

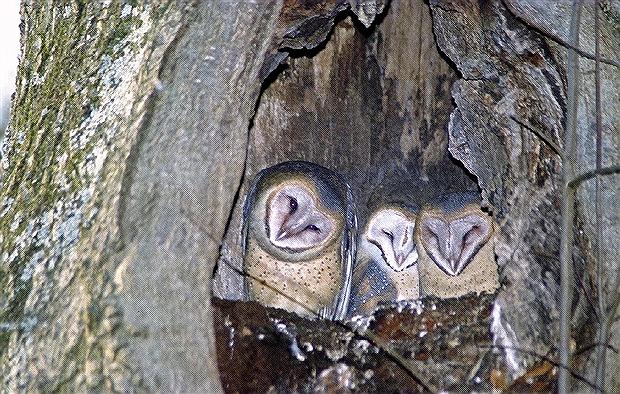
[{"left": 0, "top": 1, "right": 188, "bottom": 390}]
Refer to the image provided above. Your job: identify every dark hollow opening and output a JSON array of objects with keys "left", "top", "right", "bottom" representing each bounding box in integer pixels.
[
  {"left": 213, "top": 0, "right": 478, "bottom": 300},
  {"left": 211, "top": 2, "right": 492, "bottom": 391}
]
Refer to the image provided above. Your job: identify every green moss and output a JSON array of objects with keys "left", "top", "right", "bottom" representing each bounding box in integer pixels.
[
  {"left": 0, "top": 332, "right": 9, "bottom": 355},
  {"left": 0, "top": 0, "right": 131, "bottom": 228},
  {"left": 0, "top": 0, "right": 180, "bottom": 384},
  {"left": 0, "top": 0, "right": 143, "bottom": 362},
  {"left": 0, "top": 268, "right": 12, "bottom": 351},
  {"left": 109, "top": 18, "right": 135, "bottom": 49},
  {"left": 86, "top": 301, "right": 104, "bottom": 334}
]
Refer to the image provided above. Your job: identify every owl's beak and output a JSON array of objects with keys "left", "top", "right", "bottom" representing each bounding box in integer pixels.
[
  {"left": 449, "top": 259, "right": 459, "bottom": 275},
  {"left": 395, "top": 254, "right": 405, "bottom": 268},
  {"left": 276, "top": 228, "right": 290, "bottom": 240},
  {"left": 276, "top": 217, "right": 307, "bottom": 240}
]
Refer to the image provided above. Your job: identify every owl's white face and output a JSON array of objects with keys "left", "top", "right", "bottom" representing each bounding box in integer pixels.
[
  {"left": 364, "top": 208, "right": 418, "bottom": 272},
  {"left": 265, "top": 183, "right": 337, "bottom": 251},
  {"left": 418, "top": 211, "right": 492, "bottom": 276}
]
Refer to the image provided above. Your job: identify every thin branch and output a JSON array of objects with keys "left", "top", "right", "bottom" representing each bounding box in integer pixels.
[
  {"left": 593, "top": 0, "right": 608, "bottom": 391},
  {"left": 510, "top": 116, "right": 564, "bottom": 158},
  {"left": 344, "top": 320, "right": 437, "bottom": 393},
  {"left": 574, "top": 251, "right": 602, "bottom": 322},
  {"left": 480, "top": 344, "right": 604, "bottom": 392},
  {"left": 534, "top": 248, "right": 600, "bottom": 321},
  {"left": 612, "top": 256, "right": 620, "bottom": 326},
  {"left": 567, "top": 166, "right": 620, "bottom": 189},
  {"left": 605, "top": 292, "right": 620, "bottom": 332},
  {"left": 502, "top": 0, "right": 620, "bottom": 68},
  {"left": 574, "top": 341, "right": 618, "bottom": 356},
  {"left": 558, "top": 0, "right": 583, "bottom": 391},
  {"left": 220, "top": 260, "right": 327, "bottom": 318}
]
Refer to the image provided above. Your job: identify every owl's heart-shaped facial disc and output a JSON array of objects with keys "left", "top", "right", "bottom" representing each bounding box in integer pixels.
[
  {"left": 266, "top": 184, "right": 336, "bottom": 251},
  {"left": 419, "top": 213, "right": 491, "bottom": 276},
  {"left": 365, "top": 208, "right": 418, "bottom": 272}
]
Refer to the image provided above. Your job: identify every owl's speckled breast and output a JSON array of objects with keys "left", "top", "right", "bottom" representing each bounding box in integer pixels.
[
  {"left": 386, "top": 265, "right": 420, "bottom": 301},
  {"left": 245, "top": 239, "right": 341, "bottom": 318}
]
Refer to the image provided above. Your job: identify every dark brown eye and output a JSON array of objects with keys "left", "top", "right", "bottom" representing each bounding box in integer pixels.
[
  {"left": 306, "top": 224, "right": 320, "bottom": 232},
  {"left": 382, "top": 229, "right": 394, "bottom": 240},
  {"left": 288, "top": 197, "right": 298, "bottom": 213}
]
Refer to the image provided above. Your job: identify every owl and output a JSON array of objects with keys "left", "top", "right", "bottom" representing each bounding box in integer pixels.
[
  {"left": 415, "top": 191, "right": 499, "bottom": 298},
  {"left": 241, "top": 161, "right": 357, "bottom": 320},
  {"left": 349, "top": 204, "right": 420, "bottom": 317}
]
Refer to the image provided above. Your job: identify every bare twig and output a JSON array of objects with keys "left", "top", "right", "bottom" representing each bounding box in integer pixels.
[
  {"left": 572, "top": 250, "right": 602, "bottom": 322},
  {"left": 567, "top": 166, "right": 620, "bottom": 189},
  {"left": 345, "top": 320, "right": 437, "bottom": 393},
  {"left": 593, "top": 1, "right": 608, "bottom": 391},
  {"left": 480, "top": 344, "right": 604, "bottom": 392},
  {"left": 612, "top": 255, "right": 620, "bottom": 328},
  {"left": 574, "top": 341, "right": 618, "bottom": 356},
  {"left": 558, "top": 0, "right": 583, "bottom": 391},
  {"left": 604, "top": 292, "right": 620, "bottom": 337},
  {"left": 534, "top": 248, "right": 601, "bottom": 321},
  {"left": 221, "top": 260, "right": 328, "bottom": 318}
]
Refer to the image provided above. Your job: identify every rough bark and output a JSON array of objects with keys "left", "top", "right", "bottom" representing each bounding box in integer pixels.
[
  {"left": 0, "top": 0, "right": 386, "bottom": 391},
  {"left": 430, "top": 0, "right": 619, "bottom": 389},
  {"left": 1, "top": 2, "right": 193, "bottom": 390},
  {"left": 505, "top": 1, "right": 620, "bottom": 388},
  {"left": 215, "top": 294, "right": 497, "bottom": 393}
]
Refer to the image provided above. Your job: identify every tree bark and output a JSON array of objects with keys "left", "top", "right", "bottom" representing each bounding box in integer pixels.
[
  {"left": 429, "top": 0, "right": 619, "bottom": 389},
  {"left": 0, "top": 0, "right": 378, "bottom": 391},
  {"left": 1, "top": 0, "right": 618, "bottom": 392}
]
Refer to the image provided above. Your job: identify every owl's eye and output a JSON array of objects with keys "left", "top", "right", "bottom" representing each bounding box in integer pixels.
[
  {"left": 382, "top": 229, "right": 394, "bottom": 240},
  {"left": 306, "top": 224, "right": 320, "bottom": 232},
  {"left": 463, "top": 225, "right": 479, "bottom": 244},
  {"left": 288, "top": 197, "right": 298, "bottom": 213}
]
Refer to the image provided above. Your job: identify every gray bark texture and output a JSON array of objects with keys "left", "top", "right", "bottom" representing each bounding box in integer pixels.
[
  {"left": 429, "top": 0, "right": 619, "bottom": 389},
  {"left": 0, "top": 0, "right": 618, "bottom": 392}
]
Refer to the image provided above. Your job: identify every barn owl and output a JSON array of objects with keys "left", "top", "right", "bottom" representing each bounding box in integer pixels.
[
  {"left": 415, "top": 191, "right": 499, "bottom": 298},
  {"left": 241, "top": 161, "right": 357, "bottom": 320},
  {"left": 349, "top": 205, "right": 420, "bottom": 317}
]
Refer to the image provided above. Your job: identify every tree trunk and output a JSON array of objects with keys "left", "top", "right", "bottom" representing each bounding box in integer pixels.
[{"left": 1, "top": 0, "right": 618, "bottom": 392}]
